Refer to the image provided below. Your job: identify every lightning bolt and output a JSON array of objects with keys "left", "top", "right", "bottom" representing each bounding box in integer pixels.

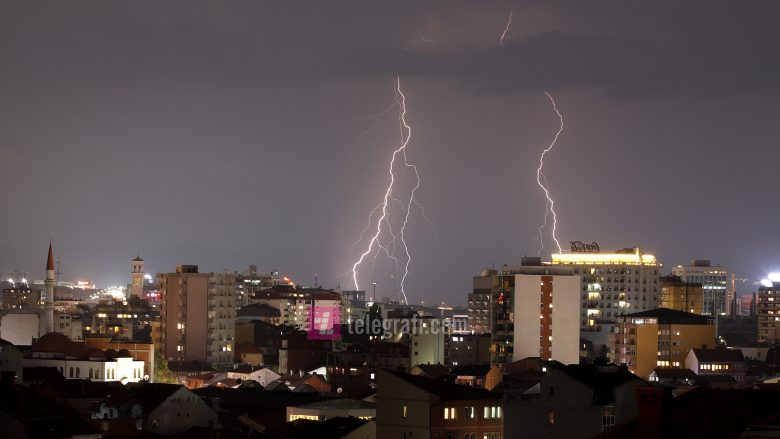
[
  {"left": 350, "top": 77, "right": 424, "bottom": 305},
  {"left": 536, "top": 91, "right": 564, "bottom": 255},
  {"left": 499, "top": 9, "right": 513, "bottom": 45}
]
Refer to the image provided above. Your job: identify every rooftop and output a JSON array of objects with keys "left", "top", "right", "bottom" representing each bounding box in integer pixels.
[
  {"left": 623, "top": 308, "right": 714, "bottom": 325},
  {"left": 384, "top": 370, "right": 501, "bottom": 401}
]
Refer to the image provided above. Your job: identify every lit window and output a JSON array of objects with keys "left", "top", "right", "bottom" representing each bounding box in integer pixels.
[
  {"left": 402, "top": 405, "right": 408, "bottom": 419},
  {"left": 465, "top": 406, "right": 475, "bottom": 419},
  {"left": 444, "top": 407, "right": 456, "bottom": 420}
]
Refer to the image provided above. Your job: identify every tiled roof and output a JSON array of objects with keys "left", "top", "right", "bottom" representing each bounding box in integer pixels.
[
  {"left": 691, "top": 348, "right": 745, "bottom": 363},
  {"left": 385, "top": 370, "right": 501, "bottom": 401}
]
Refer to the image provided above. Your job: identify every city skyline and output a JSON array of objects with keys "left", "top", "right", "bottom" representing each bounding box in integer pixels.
[{"left": 2, "top": 1, "right": 780, "bottom": 303}]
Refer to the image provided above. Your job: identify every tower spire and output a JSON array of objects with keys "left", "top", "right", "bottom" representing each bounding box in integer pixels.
[{"left": 47, "top": 240, "right": 54, "bottom": 272}]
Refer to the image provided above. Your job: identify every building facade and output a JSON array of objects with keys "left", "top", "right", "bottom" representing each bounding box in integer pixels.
[
  {"left": 548, "top": 246, "right": 661, "bottom": 348},
  {"left": 672, "top": 259, "right": 728, "bottom": 316},
  {"left": 660, "top": 275, "right": 704, "bottom": 314},
  {"left": 757, "top": 281, "right": 780, "bottom": 344},
  {"left": 609, "top": 308, "right": 715, "bottom": 379},
  {"left": 469, "top": 271, "right": 494, "bottom": 335},
  {"left": 486, "top": 259, "right": 578, "bottom": 369},
  {"left": 159, "top": 265, "right": 236, "bottom": 368}
]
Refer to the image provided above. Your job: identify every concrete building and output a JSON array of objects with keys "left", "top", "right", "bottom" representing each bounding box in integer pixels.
[
  {"left": 448, "top": 333, "right": 491, "bottom": 366},
  {"left": 484, "top": 258, "right": 579, "bottom": 368},
  {"left": 513, "top": 270, "right": 580, "bottom": 365},
  {"left": 659, "top": 275, "right": 704, "bottom": 314},
  {"left": 468, "top": 271, "right": 494, "bottom": 335},
  {"left": 383, "top": 312, "right": 446, "bottom": 367},
  {"left": 548, "top": 246, "right": 661, "bottom": 348},
  {"left": 251, "top": 285, "right": 341, "bottom": 331},
  {"left": 375, "top": 369, "right": 503, "bottom": 439},
  {"left": 503, "top": 363, "right": 645, "bottom": 439},
  {"left": 609, "top": 308, "right": 715, "bottom": 379},
  {"left": 1, "top": 285, "right": 41, "bottom": 311},
  {"left": 226, "top": 364, "right": 281, "bottom": 386},
  {"left": 159, "top": 265, "right": 237, "bottom": 368},
  {"left": 0, "top": 311, "right": 40, "bottom": 346},
  {"left": 685, "top": 348, "right": 746, "bottom": 382},
  {"left": 757, "top": 281, "right": 780, "bottom": 344},
  {"left": 672, "top": 259, "right": 729, "bottom": 316}
]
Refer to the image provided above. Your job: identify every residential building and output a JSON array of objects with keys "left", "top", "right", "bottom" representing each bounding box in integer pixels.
[
  {"left": 671, "top": 259, "right": 728, "bottom": 316},
  {"left": 375, "top": 369, "right": 503, "bottom": 439},
  {"left": 1, "top": 285, "right": 41, "bottom": 311},
  {"left": 0, "top": 337, "right": 24, "bottom": 379},
  {"left": 286, "top": 398, "right": 375, "bottom": 422},
  {"left": 504, "top": 363, "right": 645, "bottom": 439},
  {"left": 548, "top": 246, "right": 661, "bottom": 348},
  {"left": 236, "top": 303, "right": 282, "bottom": 324},
  {"left": 278, "top": 332, "right": 333, "bottom": 375},
  {"left": 226, "top": 364, "right": 281, "bottom": 386},
  {"left": 384, "top": 311, "right": 446, "bottom": 367},
  {"left": 659, "top": 275, "right": 703, "bottom": 314},
  {"left": 609, "top": 308, "right": 715, "bottom": 379},
  {"left": 757, "top": 280, "right": 780, "bottom": 344},
  {"left": 327, "top": 341, "right": 411, "bottom": 398},
  {"left": 251, "top": 285, "right": 341, "bottom": 331},
  {"left": 90, "top": 297, "right": 157, "bottom": 341},
  {"left": 234, "top": 342, "right": 263, "bottom": 365},
  {"left": 685, "top": 348, "right": 746, "bottom": 382},
  {"left": 121, "top": 383, "right": 218, "bottom": 436},
  {"left": 513, "top": 267, "right": 580, "bottom": 365},
  {"left": 450, "top": 364, "right": 502, "bottom": 390},
  {"left": 469, "top": 271, "right": 494, "bottom": 335},
  {"left": 448, "top": 333, "right": 491, "bottom": 366},
  {"left": 159, "top": 265, "right": 237, "bottom": 368},
  {"left": 341, "top": 289, "right": 367, "bottom": 326},
  {"left": 486, "top": 258, "right": 579, "bottom": 369}
]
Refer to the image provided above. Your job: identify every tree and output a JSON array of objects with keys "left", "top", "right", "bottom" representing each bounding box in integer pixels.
[{"left": 153, "top": 350, "right": 178, "bottom": 384}]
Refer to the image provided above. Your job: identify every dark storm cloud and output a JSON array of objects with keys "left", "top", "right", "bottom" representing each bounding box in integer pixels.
[
  {"left": 2, "top": 0, "right": 780, "bottom": 299},
  {"left": 3, "top": 1, "right": 779, "bottom": 98}
]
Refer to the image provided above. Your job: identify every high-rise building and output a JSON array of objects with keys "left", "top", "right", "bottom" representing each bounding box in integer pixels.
[
  {"left": 487, "top": 258, "right": 578, "bottom": 369},
  {"left": 757, "top": 281, "right": 780, "bottom": 344},
  {"left": 130, "top": 255, "right": 145, "bottom": 298},
  {"left": 250, "top": 285, "right": 340, "bottom": 331},
  {"left": 468, "top": 270, "right": 493, "bottom": 335},
  {"left": 660, "top": 275, "right": 704, "bottom": 314},
  {"left": 548, "top": 246, "right": 661, "bottom": 347},
  {"left": 159, "top": 265, "right": 237, "bottom": 368},
  {"left": 671, "top": 259, "right": 728, "bottom": 316},
  {"left": 609, "top": 308, "right": 715, "bottom": 379}
]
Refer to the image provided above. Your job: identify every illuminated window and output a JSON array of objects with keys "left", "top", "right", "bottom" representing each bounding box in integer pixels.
[
  {"left": 465, "top": 406, "right": 475, "bottom": 419},
  {"left": 483, "top": 406, "right": 501, "bottom": 419},
  {"left": 402, "top": 405, "right": 408, "bottom": 419},
  {"left": 547, "top": 411, "right": 555, "bottom": 425},
  {"left": 602, "top": 404, "right": 616, "bottom": 431},
  {"left": 444, "top": 407, "right": 456, "bottom": 420}
]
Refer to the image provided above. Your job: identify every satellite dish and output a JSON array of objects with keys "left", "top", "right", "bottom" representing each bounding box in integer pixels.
[
  {"left": 337, "top": 387, "right": 343, "bottom": 395},
  {"left": 143, "top": 374, "right": 150, "bottom": 381}
]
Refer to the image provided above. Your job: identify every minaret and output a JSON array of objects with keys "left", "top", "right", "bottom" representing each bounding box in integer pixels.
[
  {"left": 131, "top": 255, "right": 145, "bottom": 298},
  {"left": 43, "top": 241, "right": 55, "bottom": 335}
]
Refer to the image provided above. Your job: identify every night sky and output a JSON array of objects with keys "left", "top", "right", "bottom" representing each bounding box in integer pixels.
[{"left": 2, "top": 1, "right": 780, "bottom": 303}]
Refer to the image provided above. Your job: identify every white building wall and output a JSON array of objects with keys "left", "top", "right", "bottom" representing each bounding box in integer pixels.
[{"left": 514, "top": 274, "right": 580, "bottom": 365}]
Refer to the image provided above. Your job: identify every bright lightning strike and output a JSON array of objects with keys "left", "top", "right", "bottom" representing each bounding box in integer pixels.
[
  {"left": 536, "top": 91, "right": 564, "bottom": 256},
  {"left": 350, "top": 77, "right": 424, "bottom": 305},
  {"left": 499, "top": 9, "right": 513, "bottom": 45}
]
